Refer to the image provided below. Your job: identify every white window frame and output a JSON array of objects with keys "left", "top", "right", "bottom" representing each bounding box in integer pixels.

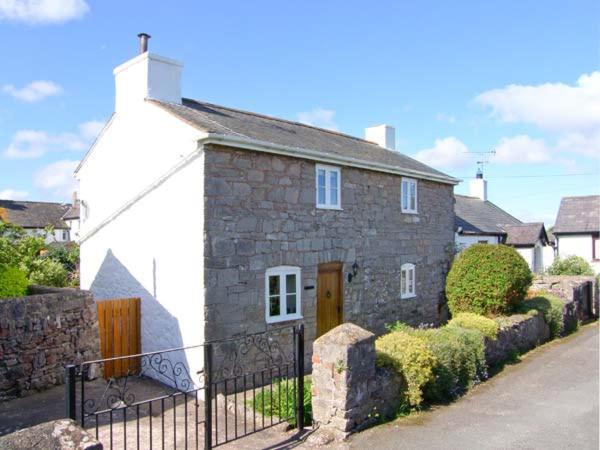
[
  {"left": 265, "top": 266, "right": 302, "bottom": 324},
  {"left": 400, "top": 263, "right": 416, "bottom": 299},
  {"left": 401, "top": 177, "right": 418, "bottom": 214},
  {"left": 315, "top": 164, "right": 342, "bottom": 210}
]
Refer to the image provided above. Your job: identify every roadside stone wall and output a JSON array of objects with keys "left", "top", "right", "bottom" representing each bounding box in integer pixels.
[
  {"left": 0, "top": 286, "right": 101, "bottom": 400},
  {"left": 531, "top": 275, "right": 598, "bottom": 320},
  {"left": 203, "top": 144, "right": 455, "bottom": 368},
  {"left": 485, "top": 313, "right": 550, "bottom": 367},
  {"left": 0, "top": 419, "right": 102, "bottom": 449}
]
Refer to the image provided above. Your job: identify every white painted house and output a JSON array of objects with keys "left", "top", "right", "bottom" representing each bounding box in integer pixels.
[
  {"left": 553, "top": 195, "right": 600, "bottom": 274},
  {"left": 454, "top": 171, "right": 553, "bottom": 273},
  {"left": 0, "top": 199, "right": 73, "bottom": 243}
]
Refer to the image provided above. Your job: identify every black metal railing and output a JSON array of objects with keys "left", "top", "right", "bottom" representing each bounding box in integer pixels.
[{"left": 66, "top": 324, "right": 305, "bottom": 449}]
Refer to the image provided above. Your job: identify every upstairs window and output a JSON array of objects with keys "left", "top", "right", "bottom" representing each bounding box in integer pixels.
[
  {"left": 401, "top": 178, "right": 418, "bottom": 213},
  {"left": 401, "top": 263, "right": 416, "bottom": 299},
  {"left": 265, "top": 266, "right": 302, "bottom": 323},
  {"left": 316, "top": 164, "right": 341, "bottom": 209}
]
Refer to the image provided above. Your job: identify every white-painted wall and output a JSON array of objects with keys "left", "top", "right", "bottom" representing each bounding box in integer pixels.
[
  {"left": 77, "top": 90, "right": 207, "bottom": 383},
  {"left": 542, "top": 245, "right": 555, "bottom": 271},
  {"left": 557, "top": 234, "right": 600, "bottom": 273},
  {"left": 25, "top": 227, "right": 69, "bottom": 244},
  {"left": 455, "top": 233, "right": 500, "bottom": 251},
  {"left": 65, "top": 219, "right": 80, "bottom": 242}
]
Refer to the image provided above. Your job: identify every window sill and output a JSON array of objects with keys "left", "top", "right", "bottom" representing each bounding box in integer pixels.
[
  {"left": 401, "top": 294, "right": 416, "bottom": 300},
  {"left": 265, "top": 314, "right": 303, "bottom": 324},
  {"left": 317, "top": 205, "right": 343, "bottom": 211},
  {"left": 401, "top": 210, "right": 418, "bottom": 215}
]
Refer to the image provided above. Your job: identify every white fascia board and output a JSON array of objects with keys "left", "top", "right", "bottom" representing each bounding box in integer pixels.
[{"left": 200, "top": 133, "right": 460, "bottom": 185}]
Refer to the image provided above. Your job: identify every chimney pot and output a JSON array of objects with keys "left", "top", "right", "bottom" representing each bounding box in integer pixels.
[{"left": 137, "top": 33, "right": 151, "bottom": 54}]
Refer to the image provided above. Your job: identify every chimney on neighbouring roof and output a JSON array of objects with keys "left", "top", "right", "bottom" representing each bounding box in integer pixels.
[
  {"left": 469, "top": 168, "right": 488, "bottom": 201},
  {"left": 138, "top": 33, "right": 151, "bottom": 54},
  {"left": 365, "top": 125, "right": 396, "bottom": 150},
  {"left": 113, "top": 33, "right": 183, "bottom": 112},
  {"left": 72, "top": 191, "right": 78, "bottom": 206}
]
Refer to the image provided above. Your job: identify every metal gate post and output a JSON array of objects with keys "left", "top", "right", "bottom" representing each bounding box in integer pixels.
[
  {"left": 296, "top": 324, "right": 305, "bottom": 430},
  {"left": 65, "top": 365, "right": 77, "bottom": 421},
  {"left": 204, "top": 344, "right": 213, "bottom": 450}
]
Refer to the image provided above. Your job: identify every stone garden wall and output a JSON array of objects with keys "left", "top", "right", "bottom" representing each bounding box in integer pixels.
[
  {"left": 532, "top": 275, "right": 598, "bottom": 320},
  {"left": 0, "top": 419, "right": 102, "bottom": 449},
  {"left": 0, "top": 286, "right": 101, "bottom": 400},
  {"left": 311, "top": 279, "right": 592, "bottom": 441}
]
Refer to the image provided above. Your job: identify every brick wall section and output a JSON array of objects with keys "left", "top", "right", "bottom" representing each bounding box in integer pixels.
[
  {"left": 0, "top": 286, "right": 101, "bottom": 400},
  {"left": 203, "top": 144, "right": 455, "bottom": 361}
]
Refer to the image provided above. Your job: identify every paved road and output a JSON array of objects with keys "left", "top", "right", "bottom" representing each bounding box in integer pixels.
[{"left": 349, "top": 323, "right": 599, "bottom": 450}]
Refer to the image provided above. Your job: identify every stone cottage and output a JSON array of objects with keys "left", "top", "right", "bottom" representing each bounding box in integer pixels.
[{"left": 76, "top": 35, "right": 458, "bottom": 376}]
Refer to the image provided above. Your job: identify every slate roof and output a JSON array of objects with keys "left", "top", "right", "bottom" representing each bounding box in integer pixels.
[
  {"left": 504, "top": 223, "right": 548, "bottom": 246},
  {"left": 62, "top": 203, "right": 80, "bottom": 220},
  {"left": 0, "top": 200, "right": 69, "bottom": 229},
  {"left": 454, "top": 195, "right": 522, "bottom": 235},
  {"left": 553, "top": 195, "right": 600, "bottom": 234},
  {"left": 150, "top": 98, "right": 456, "bottom": 183}
]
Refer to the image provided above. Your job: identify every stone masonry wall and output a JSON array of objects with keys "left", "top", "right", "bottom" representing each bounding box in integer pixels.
[
  {"left": 0, "top": 286, "right": 101, "bottom": 400},
  {"left": 532, "top": 275, "right": 598, "bottom": 320},
  {"left": 203, "top": 144, "right": 455, "bottom": 366}
]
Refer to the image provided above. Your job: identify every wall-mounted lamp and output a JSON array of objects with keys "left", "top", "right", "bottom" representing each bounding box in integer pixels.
[{"left": 347, "top": 261, "right": 359, "bottom": 283}]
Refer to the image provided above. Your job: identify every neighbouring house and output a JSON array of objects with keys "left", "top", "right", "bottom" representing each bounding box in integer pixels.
[
  {"left": 0, "top": 199, "right": 73, "bottom": 243},
  {"left": 504, "top": 223, "right": 550, "bottom": 274},
  {"left": 76, "top": 35, "right": 459, "bottom": 377},
  {"left": 454, "top": 171, "right": 553, "bottom": 272},
  {"left": 553, "top": 195, "right": 600, "bottom": 273},
  {"left": 62, "top": 193, "right": 81, "bottom": 242}
]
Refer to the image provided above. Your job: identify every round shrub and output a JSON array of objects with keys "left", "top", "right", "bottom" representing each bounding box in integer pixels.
[
  {"left": 447, "top": 312, "right": 499, "bottom": 340},
  {"left": 546, "top": 255, "right": 594, "bottom": 276},
  {"left": 0, "top": 265, "right": 29, "bottom": 298},
  {"left": 375, "top": 330, "right": 436, "bottom": 407},
  {"left": 446, "top": 244, "right": 532, "bottom": 316},
  {"left": 29, "top": 258, "right": 69, "bottom": 287}
]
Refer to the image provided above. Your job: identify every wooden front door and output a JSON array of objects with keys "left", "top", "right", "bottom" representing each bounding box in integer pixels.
[{"left": 317, "top": 262, "right": 343, "bottom": 338}]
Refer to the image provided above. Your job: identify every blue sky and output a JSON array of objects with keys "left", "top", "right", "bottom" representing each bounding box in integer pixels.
[{"left": 0, "top": 0, "right": 598, "bottom": 225}]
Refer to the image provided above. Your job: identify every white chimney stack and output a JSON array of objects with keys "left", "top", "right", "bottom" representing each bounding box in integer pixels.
[
  {"left": 365, "top": 124, "right": 396, "bottom": 150},
  {"left": 113, "top": 33, "right": 183, "bottom": 112},
  {"left": 469, "top": 168, "right": 488, "bottom": 201}
]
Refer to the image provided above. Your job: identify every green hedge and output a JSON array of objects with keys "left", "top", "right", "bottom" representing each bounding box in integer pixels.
[
  {"left": 515, "top": 293, "right": 566, "bottom": 338},
  {"left": 448, "top": 313, "right": 499, "bottom": 340},
  {"left": 546, "top": 256, "right": 594, "bottom": 276},
  {"left": 0, "top": 265, "right": 29, "bottom": 298},
  {"left": 446, "top": 244, "right": 532, "bottom": 316},
  {"left": 375, "top": 330, "right": 436, "bottom": 407}
]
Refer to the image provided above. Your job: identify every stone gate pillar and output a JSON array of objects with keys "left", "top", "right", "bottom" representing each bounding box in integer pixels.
[{"left": 310, "top": 323, "right": 376, "bottom": 440}]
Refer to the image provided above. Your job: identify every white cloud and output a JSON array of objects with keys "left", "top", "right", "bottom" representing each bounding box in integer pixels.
[
  {"left": 493, "top": 135, "right": 552, "bottom": 164},
  {"left": 476, "top": 72, "right": 600, "bottom": 159},
  {"left": 2, "top": 80, "right": 62, "bottom": 102},
  {"left": 3, "top": 119, "right": 105, "bottom": 159},
  {"left": 0, "top": 0, "right": 89, "bottom": 24},
  {"left": 34, "top": 159, "right": 78, "bottom": 196},
  {"left": 78, "top": 120, "right": 104, "bottom": 141},
  {"left": 297, "top": 107, "right": 338, "bottom": 131},
  {"left": 436, "top": 113, "right": 456, "bottom": 124},
  {"left": 413, "top": 137, "right": 471, "bottom": 169},
  {"left": 0, "top": 188, "right": 28, "bottom": 200}
]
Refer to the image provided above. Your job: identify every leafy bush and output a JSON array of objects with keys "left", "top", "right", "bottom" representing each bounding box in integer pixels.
[
  {"left": 416, "top": 327, "right": 487, "bottom": 402},
  {"left": 446, "top": 244, "right": 532, "bottom": 316},
  {"left": 250, "top": 377, "right": 311, "bottom": 427},
  {"left": 29, "top": 258, "right": 69, "bottom": 287},
  {"left": 375, "top": 331, "right": 436, "bottom": 407},
  {"left": 546, "top": 256, "right": 594, "bottom": 276},
  {"left": 516, "top": 293, "right": 565, "bottom": 338},
  {"left": 448, "top": 313, "right": 499, "bottom": 340},
  {"left": 0, "top": 266, "right": 29, "bottom": 298}
]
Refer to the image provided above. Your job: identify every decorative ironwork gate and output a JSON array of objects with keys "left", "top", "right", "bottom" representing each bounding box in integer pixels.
[{"left": 66, "top": 324, "right": 305, "bottom": 449}]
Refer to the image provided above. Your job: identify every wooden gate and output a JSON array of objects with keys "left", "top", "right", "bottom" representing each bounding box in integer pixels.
[{"left": 97, "top": 297, "right": 141, "bottom": 379}]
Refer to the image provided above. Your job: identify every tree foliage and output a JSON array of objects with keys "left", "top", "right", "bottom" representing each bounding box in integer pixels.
[{"left": 546, "top": 255, "right": 594, "bottom": 276}]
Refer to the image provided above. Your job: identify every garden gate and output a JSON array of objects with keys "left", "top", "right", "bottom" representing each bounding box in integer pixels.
[{"left": 66, "top": 324, "right": 305, "bottom": 449}]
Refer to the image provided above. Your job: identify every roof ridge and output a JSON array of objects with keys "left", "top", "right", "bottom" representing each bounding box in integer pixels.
[
  {"left": 0, "top": 199, "right": 69, "bottom": 206},
  {"left": 182, "top": 98, "right": 391, "bottom": 150}
]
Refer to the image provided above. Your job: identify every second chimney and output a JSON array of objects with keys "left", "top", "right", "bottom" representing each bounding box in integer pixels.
[
  {"left": 365, "top": 124, "right": 396, "bottom": 150},
  {"left": 138, "top": 33, "right": 151, "bottom": 54}
]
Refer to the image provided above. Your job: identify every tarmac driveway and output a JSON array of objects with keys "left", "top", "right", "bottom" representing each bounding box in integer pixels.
[{"left": 349, "top": 323, "right": 599, "bottom": 450}]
